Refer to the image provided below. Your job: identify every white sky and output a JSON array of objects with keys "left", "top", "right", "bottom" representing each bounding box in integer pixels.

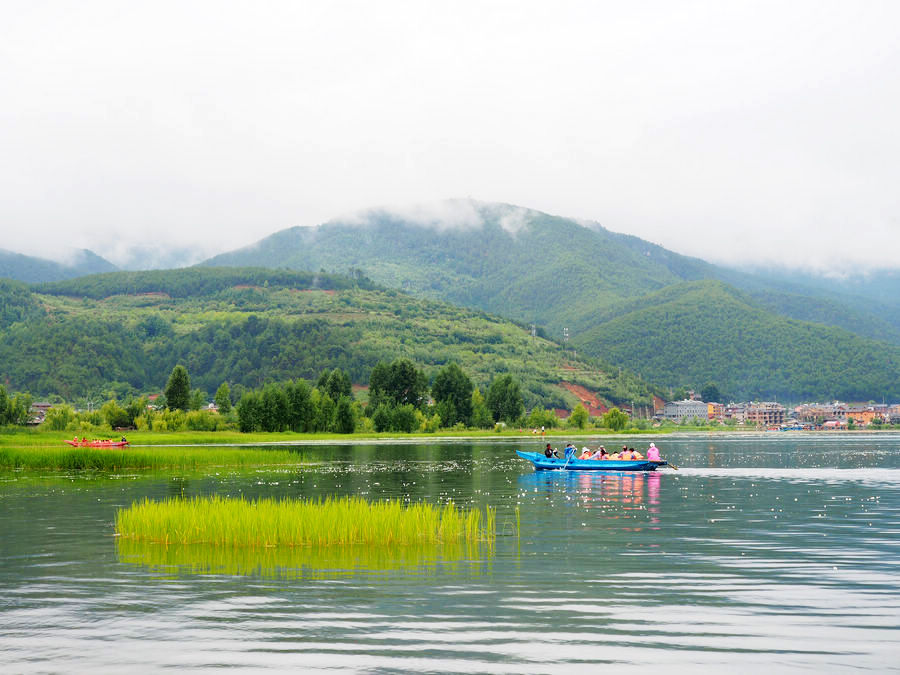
[{"left": 1, "top": 0, "right": 898, "bottom": 272}]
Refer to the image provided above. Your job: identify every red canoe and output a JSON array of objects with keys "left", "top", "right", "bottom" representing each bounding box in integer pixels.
[{"left": 65, "top": 440, "right": 130, "bottom": 448}]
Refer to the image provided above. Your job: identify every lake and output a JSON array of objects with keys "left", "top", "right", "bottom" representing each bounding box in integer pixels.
[{"left": 2, "top": 434, "right": 899, "bottom": 672}]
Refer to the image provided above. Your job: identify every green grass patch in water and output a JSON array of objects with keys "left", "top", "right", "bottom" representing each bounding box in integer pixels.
[{"left": 116, "top": 495, "right": 496, "bottom": 548}]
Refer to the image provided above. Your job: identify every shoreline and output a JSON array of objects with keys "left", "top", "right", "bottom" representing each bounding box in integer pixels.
[{"left": 2, "top": 427, "right": 899, "bottom": 449}]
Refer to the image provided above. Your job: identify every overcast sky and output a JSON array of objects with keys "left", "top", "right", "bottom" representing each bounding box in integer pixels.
[{"left": 1, "top": 0, "right": 898, "bottom": 272}]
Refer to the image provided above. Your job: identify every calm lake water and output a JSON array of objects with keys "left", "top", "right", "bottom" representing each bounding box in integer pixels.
[{"left": 2, "top": 434, "right": 899, "bottom": 673}]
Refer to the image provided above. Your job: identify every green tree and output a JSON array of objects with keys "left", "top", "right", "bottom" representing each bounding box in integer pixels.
[
  {"left": 260, "top": 383, "right": 289, "bottom": 431},
  {"left": 7, "top": 393, "right": 32, "bottom": 425},
  {"left": 101, "top": 399, "right": 130, "bottom": 428},
  {"left": 486, "top": 375, "right": 525, "bottom": 424},
  {"left": 333, "top": 395, "right": 357, "bottom": 433},
  {"left": 44, "top": 404, "right": 76, "bottom": 431},
  {"left": 214, "top": 382, "right": 232, "bottom": 414},
  {"left": 371, "top": 403, "right": 393, "bottom": 432},
  {"left": 471, "top": 389, "right": 493, "bottom": 429},
  {"left": 125, "top": 397, "right": 149, "bottom": 425},
  {"left": 431, "top": 362, "right": 473, "bottom": 426},
  {"left": 391, "top": 404, "right": 418, "bottom": 433},
  {"left": 285, "top": 379, "right": 314, "bottom": 431},
  {"left": 368, "top": 362, "right": 391, "bottom": 409},
  {"left": 568, "top": 403, "right": 589, "bottom": 429},
  {"left": 525, "top": 406, "right": 557, "bottom": 430},
  {"left": 601, "top": 407, "right": 629, "bottom": 431},
  {"left": 313, "top": 392, "right": 335, "bottom": 432},
  {"left": 0, "top": 385, "right": 8, "bottom": 425},
  {"left": 237, "top": 391, "right": 261, "bottom": 432},
  {"left": 700, "top": 382, "right": 722, "bottom": 402},
  {"left": 434, "top": 399, "right": 457, "bottom": 428},
  {"left": 318, "top": 368, "right": 352, "bottom": 402},
  {"left": 164, "top": 365, "right": 191, "bottom": 411},
  {"left": 189, "top": 389, "right": 207, "bottom": 411},
  {"left": 369, "top": 359, "right": 428, "bottom": 409}
]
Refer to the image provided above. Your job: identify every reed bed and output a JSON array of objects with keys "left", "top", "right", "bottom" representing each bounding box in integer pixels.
[
  {"left": 117, "top": 537, "right": 490, "bottom": 579},
  {"left": 116, "top": 495, "right": 496, "bottom": 548},
  {"left": 0, "top": 446, "right": 304, "bottom": 471}
]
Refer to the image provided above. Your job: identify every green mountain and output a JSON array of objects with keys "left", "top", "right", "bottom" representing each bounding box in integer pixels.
[
  {"left": 200, "top": 200, "right": 900, "bottom": 399},
  {"left": 0, "top": 267, "right": 655, "bottom": 408},
  {"left": 202, "top": 201, "right": 721, "bottom": 331},
  {"left": 740, "top": 265, "right": 900, "bottom": 310},
  {"left": 571, "top": 280, "right": 900, "bottom": 401},
  {"left": 0, "top": 248, "right": 117, "bottom": 283}
]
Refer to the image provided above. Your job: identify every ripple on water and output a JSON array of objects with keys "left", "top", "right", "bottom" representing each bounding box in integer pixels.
[{"left": 2, "top": 437, "right": 900, "bottom": 671}]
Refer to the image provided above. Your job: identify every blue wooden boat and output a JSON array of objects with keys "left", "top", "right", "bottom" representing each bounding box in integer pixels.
[{"left": 516, "top": 450, "right": 667, "bottom": 472}]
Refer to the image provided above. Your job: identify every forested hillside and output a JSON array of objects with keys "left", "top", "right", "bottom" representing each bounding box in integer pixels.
[
  {"left": 0, "top": 248, "right": 116, "bottom": 283},
  {"left": 572, "top": 280, "right": 900, "bottom": 401},
  {"left": 202, "top": 201, "right": 720, "bottom": 330},
  {"left": 0, "top": 279, "right": 44, "bottom": 329},
  {"left": 200, "top": 200, "right": 900, "bottom": 399},
  {"left": 1, "top": 268, "right": 655, "bottom": 409}
]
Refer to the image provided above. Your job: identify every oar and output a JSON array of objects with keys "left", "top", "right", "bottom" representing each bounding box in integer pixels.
[{"left": 664, "top": 461, "right": 679, "bottom": 470}]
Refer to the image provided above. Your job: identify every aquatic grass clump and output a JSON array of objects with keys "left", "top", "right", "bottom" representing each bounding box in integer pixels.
[
  {"left": 0, "top": 446, "right": 305, "bottom": 471},
  {"left": 116, "top": 495, "right": 496, "bottom": 548}
]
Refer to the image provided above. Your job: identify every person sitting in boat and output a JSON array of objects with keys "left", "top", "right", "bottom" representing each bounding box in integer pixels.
[
  {"left": 590, "top": 446, "right": 609, "bottom": 460},
  {"left": 544, "top": 443, "right": 560, "bottom": 459},
  {"left": 620, "top": 448, "right": 633, "bottom": 460},
  {"left": 120, "top": 436, "right": 127, "bottom": 443},
  {"left": 630, "top": 447, "right": 643, "bottom": 459},
  {"left": 579, "top": 447, "right": 593, "bottom": 460},
  {"left": 646, "top": 443, "right": 661, "bottom": 461},
  {"left": 564, "top": 443, "right": 577, "bottom": 460}
]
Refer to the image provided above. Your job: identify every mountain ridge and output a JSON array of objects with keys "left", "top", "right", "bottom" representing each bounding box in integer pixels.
[
  {"left": 197, "top": 199, "right": 900, "bottom": 399},
  {"left": 0, "top": 248, "right": 117, "bottom": 283}
]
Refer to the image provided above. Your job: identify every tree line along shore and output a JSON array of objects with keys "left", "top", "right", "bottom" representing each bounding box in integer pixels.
[{"left": 3, "top": 360, "right": 652, "bottom": 439}]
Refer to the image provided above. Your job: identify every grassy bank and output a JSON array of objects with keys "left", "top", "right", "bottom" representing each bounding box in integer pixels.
[
  {"left": 116, "top": 495, "right": 496, "bottom": 547},
  {"left": 0, "top": 445, "right": 305, "bottom": 471}
]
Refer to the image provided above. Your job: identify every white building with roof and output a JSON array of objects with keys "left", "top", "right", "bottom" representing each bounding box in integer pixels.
[{"left": 663, "top": 399, "right": 708, "bottom": 422}]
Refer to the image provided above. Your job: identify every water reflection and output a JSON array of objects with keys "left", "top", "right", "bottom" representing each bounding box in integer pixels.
[
  {"left": 518, "top": 470, "right": 668, "bottom": 532},
  {"left": 2, "top": 437, "right": 900, "bottom": 672},
  {"left": 518, "top": 470, "right": 662, "bottom": 508},
  {"left": 116, "top": 538, "right": 494, "bottom": 580}
]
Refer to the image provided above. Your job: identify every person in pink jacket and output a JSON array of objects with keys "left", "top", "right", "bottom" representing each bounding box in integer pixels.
[{"left": 646, "top": 443, "right": 661, "bottom": 461}]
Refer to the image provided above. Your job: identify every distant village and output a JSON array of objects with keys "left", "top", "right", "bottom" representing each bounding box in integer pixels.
[{"left": 657, "top": 394, "right": 900, "bottom": 429}]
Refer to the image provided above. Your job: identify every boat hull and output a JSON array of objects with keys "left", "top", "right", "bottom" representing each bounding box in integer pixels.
[
  {"left": 65, "top": 440, "right": 130, "bottom": 448},
  {"left": 516, "top": 450, "right": 665, "bottom": 471}
]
